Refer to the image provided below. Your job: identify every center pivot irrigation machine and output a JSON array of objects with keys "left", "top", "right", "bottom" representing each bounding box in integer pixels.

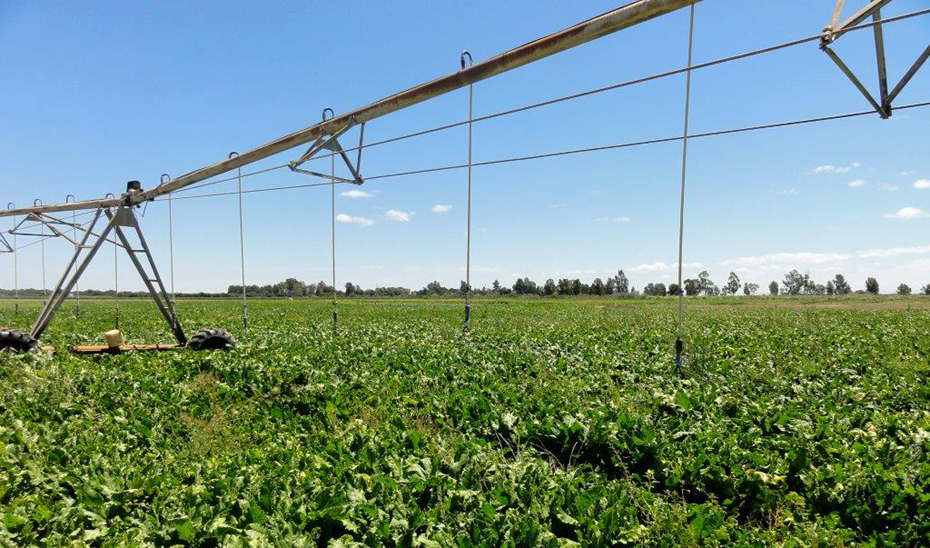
[{"left": 1, "top": 0, "right": 928, "bottom": 355}]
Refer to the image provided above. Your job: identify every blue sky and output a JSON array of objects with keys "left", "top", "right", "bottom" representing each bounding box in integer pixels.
[{"left": 1, "top": 0, "right": 929, "bottom": 293}]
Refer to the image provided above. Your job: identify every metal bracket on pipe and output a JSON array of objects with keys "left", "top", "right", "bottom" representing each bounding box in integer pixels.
[
  {"left": 9, "top": 212, "right": 125, "bottom": 249},
  {"left": 288, "top": 115, "right": 366, "bottom": 185},
  {"left": 10, "top": 213, "right": 79, "bottom": 244},
  {"left": 821, "top": 0, "right": 928, "bottom": 119}
]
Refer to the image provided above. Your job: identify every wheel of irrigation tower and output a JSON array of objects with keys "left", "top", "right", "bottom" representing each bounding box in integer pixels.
[
  {"left": 0, "top": 330, "right": 38, "bottom": 353},
  {"left": 187, "top": 328, "right": 237, "bottom": 351}
]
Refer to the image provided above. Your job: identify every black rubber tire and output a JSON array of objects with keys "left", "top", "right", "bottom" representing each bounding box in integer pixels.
[
  {"left": 0, "top": 329, "right": 39, "bottom": 353},
  {"left": 187, "top": 328, "right": 237, "bottom": 351}
]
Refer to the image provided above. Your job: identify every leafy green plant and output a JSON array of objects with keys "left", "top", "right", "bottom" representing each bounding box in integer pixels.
[{"left": 0, "top": 298, "right": 928, "bottom": 546}]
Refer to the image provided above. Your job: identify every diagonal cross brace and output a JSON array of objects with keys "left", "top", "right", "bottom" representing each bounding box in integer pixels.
[
  {"left": 29, "top": 206, "right": 186, "bottom": 344},
  {"left": 822, "top": 0, "right": 929, "bottom": 119},
  {"left": 885, "top": 43, "right": 930, "bottom": 106},
  {"left": 9, "top": 211, "right": 126, "bottom": 248},
  {"left": 822, "top": 45, "right": 888, "bottom": 117},
  {"left": 288, "top": 120, "right": 366, "bottom": 185},
  {"left": 10, "top": 213, "right": 71, "bottom": 240},
  {"left": 823, "top": 0, "right": 893, "bottom": 43}
]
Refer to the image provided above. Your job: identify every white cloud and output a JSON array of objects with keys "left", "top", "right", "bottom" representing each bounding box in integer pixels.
[
  {"left": 593, "top": 216, "right": 632, "bottom": 223},
  {"left": 883, "top": 207, "right": 928, "bottom": 220},
  {"left": 385, "top": 209, "right": 414, "bottom": 222},
  {"left": 913, "top": 179, "right": 930, "bottom": 190},
  {"left": 550, "top": 203, "right": 568, "bottom": 209},
  {"left": 857, "top": 245, "right": 930, "bottom": 258},
  {"left": 431, "top": 204, "right": 452, "bottom": 213},
  {"left": 812, "top": 161, "right": 860, "bottom": 174},
  {"left": 335, "top": 213, "right": 374, "bottom": 227},
  {"left": 781, "top": 188, "right": 800, "bottom": 195},
  {"left": 340, "top": 189, "right": 373, "bottom": 199},
  {"left": 722, "top": 252, "right": 850, "bottom": 267},
  {"left": 631, "top": 261, "right": 701, "bottom": 272},
  {"left": 848, "top": 179, "right": 867, "bottom": 188},
  {"left": 722, "top": 245, "right": 930, "bottom": 268},
  {"left": 898, "top": 171, "right": 916, "bottom": 177},
  {"left": 881, "top": 184, "right": 899, "bottom": 192}
]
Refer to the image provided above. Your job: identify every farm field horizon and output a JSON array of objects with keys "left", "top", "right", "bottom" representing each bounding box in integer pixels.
[
  {"left": 3, "top": 0, "right": 930, "bottom": 545},
  {"left": 2, "top": 297, "right": 929, "bottom": 546}
]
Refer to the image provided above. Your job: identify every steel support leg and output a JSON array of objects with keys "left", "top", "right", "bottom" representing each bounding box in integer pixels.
[
  {"left": 31, "top": 209, "right": 107, "bottom": 339},
  {"left": 106, "top": 207, "right": 187, "bottom": 345},
  {"left": 29, "top": 206, "right": 187, "bottom": 345}
]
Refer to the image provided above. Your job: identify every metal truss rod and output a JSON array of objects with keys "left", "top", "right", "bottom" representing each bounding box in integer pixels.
[
  {"left": 43, "top": 6, "right": 930, "bottom": 204},
  {"left": 143, "top": 0, "right": 697, "bottom": 200},
  {"left": 230, "top": 152, "right": 249, "bottom": 336},
  {"left": 6, "top": 204, "right": 19, "bottom": 314},
  {"left": 827, "top": 0, "right": 893, "bottom": 43},
  {"left": 886, "top": 44, "right": 930, "bottom": 106},
  {"left": 462, "top": 50, "right": 474, "bottom": 332},
  {"left": 66, "top": 195, "right": 81, "bottom": 315},
  {"left": 7, "top": 4, "right": 926, "bottom": 220},
  {"left": 675, "top": 3, "right": 696, "bottom": 372},
  {"left": 28, "top": 203, "right": 187, "bottom": 343},
  {"left": 31, "top": 209, "right": 105, "bottom": 339},
  {"left": 822, "top": 46, "right": 887, "bottom": 117},
  {"left": 1, "top": 0, "right": 698, "bottom": 218},
  {"left": 106, "top": 208, "right": 186, "bottom": 344},
  {"left": 872, "top": 10, "right": 889, "bottom": 106},
  {"left": 174, "top": 5, "right": 929, "bottom": 190},
  {"left": 161, "top": 100, "right": 930, "bottom": 203},
  {"left": 163, "top": 174, "right": 176, "bottom": 304},
  {"left": 830, "top": 0, "right": 848, "bottom": 31}
]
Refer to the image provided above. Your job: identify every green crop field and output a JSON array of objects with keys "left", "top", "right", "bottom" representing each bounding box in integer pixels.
[{"left": 1, "top": 297, "right": 929, "bottom": 547}]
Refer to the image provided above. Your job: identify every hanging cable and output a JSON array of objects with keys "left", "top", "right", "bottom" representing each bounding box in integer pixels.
[
  {"left": 34, "top": 199, "right": 46, "bottom": 305},
  {"left": 675, "top": 4, "right": 696, "bottom": 373},
  {"left": 322, "top": 108, "right": 338, "bottom": 335},
  {"left": 66, "top": 194, "right": 80, "bottom": 315},
  {"left": 162, "top": 174, "right": 176, "bottom": 305},
  {"left": 163, "top": 2, "right": 928, "bottom": 203},
  {"left": 230, "top": 152, "right": 249, "bottom": 336},
  {"left": 5, "top": 7, "right": 920, "bottom": 213},
  {"left": 172, "top": 5, "right": 930, "bottom": 189},
  {"left": 105, "top": 194, "right": 119, "bottom": 329},
  {"left": 161, "top": 100, "right": 930, "bottom": 205},
  {"left": 7, "top": 204, "right": 18, "bottom": 314},
  {"left": 461, "top": 50, "right": 474, "bottom": 331},
  {"left": 174, "top": 163, "right": 291, "bottom": 195}
]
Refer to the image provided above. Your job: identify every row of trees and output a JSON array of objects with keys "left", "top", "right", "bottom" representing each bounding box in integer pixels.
[
  {"left": 227, "top": 279, "right": 412, "bottom": 298},
  {"left": 221, "top": 270, "right": 930, "bottom": 298},
  {"left": 3, "top": 272, "right": 926, "bottom": 299},
  {"left": 768, "top": 271, "right": 919, "bottom": 296}
]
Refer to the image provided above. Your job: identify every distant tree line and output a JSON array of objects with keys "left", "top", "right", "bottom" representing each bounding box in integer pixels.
[
  {"left": 227, "top": 278, "right": 412, "bottom": 298},
  {"left": 0, "top": 287, "right": 235, "bottom": 299},
  {"left": 224, "top": 270, "right": 928, "bottom": 298},
  {"left": 2, "top": 270, "right": 927, "bottom": 299}
]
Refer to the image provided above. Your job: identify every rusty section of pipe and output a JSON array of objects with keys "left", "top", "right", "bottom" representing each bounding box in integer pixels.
[{"left": 2, "top": 0, "right": 697, "bottom": 218}]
